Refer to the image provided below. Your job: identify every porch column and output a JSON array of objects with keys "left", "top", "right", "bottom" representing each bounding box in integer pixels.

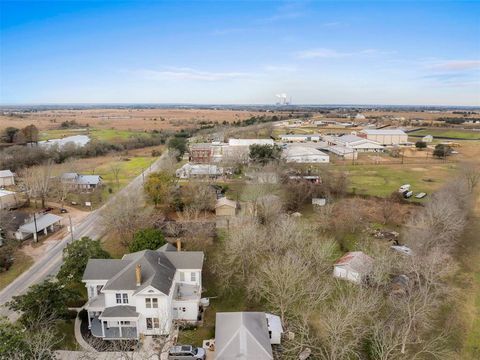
[
  {"left": 33, "top": 233, "right": 37, "bottom": 241},
  {"left": 87, "top": 311, "right": 91, "bottom": 328},
  {"left": 118, "top": 321, "right": 123, "bottom": 338},
  {"left": 101, "top": 321, "right": 105, "bottom": 338},
  {"left": 136, "top": 320, "right": 139, "bottom": 339},
  {"left": 44, "top": 228, "right": 48, "bottom": 235},
  {"left": 50, "top": 225, "right": 54, "bottom": 231}
]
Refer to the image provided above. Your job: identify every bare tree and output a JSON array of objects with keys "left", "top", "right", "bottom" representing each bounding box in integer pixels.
[
  {"left": 101, "top": 193, "right": 153, "bottom": 246},
  {"left": 20, "top": 160, "right": 54, "bottom": 208},
  {"left": 460, "top": 162, "right": 480, "bottom": 193},
  {"left": 249, "top": 253, "right": 331, "bottom": 324},
  {"left": 111, "top": 161, "right": 122, "bottom": 189}
]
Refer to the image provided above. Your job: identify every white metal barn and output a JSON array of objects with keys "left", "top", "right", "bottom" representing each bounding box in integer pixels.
[
  {"left": 333, "top": 251, "right": 373, "bottom": 284},
  {"left": 283, "top": 146, "right": 330, "bottom": 163}
]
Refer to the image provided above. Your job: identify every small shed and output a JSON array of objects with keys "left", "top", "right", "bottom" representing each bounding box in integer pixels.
[
  {"left": 215, "top": 197, "right": 237, "bottom": 217},
  {"left": 0, "top": 190, "right": 18, "bottom": 210},
  {"left": 333, "top": 251, "right": 373, "bottom": 284},
  {"left": 422, "top": 135, "right": 433, "bottom": 143},
  {"left": 0, "top": 170, "right": 15, "bottom": 186},
  {"left": 15, "top": 213, "right": 63, "bottom": 241},
  {"left": 265, "top": 313, "right": 283, "bottom": 345}
]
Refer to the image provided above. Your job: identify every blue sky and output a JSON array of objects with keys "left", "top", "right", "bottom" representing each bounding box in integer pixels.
[{"left": 1, "top": 0, "right": 479, "bottom": 105}]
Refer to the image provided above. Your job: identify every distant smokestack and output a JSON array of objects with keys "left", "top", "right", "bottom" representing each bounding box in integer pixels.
[
  {"left": 135, "top": 264, "right": 141, "bottom": 286},
  {"left": 176, "top": 240, "right": 181, "bottom": 252}
]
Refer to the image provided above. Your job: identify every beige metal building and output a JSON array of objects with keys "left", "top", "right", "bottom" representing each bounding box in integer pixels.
[{"left": 360, "top": 129, "right": 408, "bottom": 145}]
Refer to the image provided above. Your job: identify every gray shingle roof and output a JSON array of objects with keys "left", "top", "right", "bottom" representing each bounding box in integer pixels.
[
  {"left": 100, "top": 306, "right": 139, "bottom": 318},
  {"left": 82, "top": 259, "right": 131, "bottom": 281},
  {"left": 82, "top": 247, "right": 204, "bottom": 295},
  {"left": 215, "top": 312, "right": 273, "bottom": 360}
]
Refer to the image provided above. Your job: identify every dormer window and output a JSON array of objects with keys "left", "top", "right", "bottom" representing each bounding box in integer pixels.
[{"left": 145, "top": 298, "right": 158, "bottom": 308}]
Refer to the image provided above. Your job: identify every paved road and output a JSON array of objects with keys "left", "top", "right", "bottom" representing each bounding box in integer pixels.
[{"left": 0, "top": 152, "right": 169, "bottom": 320}]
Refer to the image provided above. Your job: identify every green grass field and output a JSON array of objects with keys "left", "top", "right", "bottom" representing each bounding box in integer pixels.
[
  {"left": 54, "top": 320, "right": 78, "bottom": 350},
  {"left": 335, "top": 163, "right": 456, "bottom": 197},
  {"left": 39, "top": 128, "right": 149, "bottom": 142},
  {"left": 409, "top": 129, "right": 480, "bottom": 140},
  {"left": 0, "top": 251, "right": 33, "bottom": 291}
]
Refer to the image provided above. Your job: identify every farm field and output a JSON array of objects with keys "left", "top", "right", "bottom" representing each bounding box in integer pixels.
[
  {"left": 408, "top": 128, "right": 480, "bottom": 140},
  {"left": 336, "top": 163, "right": 456, "bottom": 197},
  {"left": 0, "top": 108, "right": 284, "bottom": 133},
  {"left": 39, "top": 128, "right": 150, "bottom": 142}
]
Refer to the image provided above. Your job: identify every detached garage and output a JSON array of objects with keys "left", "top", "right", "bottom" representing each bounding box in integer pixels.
[{"left": 333, "top": 251, "right": 373, "bottom": 284}]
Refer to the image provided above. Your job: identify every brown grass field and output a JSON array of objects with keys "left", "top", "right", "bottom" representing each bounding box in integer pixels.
[{"left": 0, "top": 108, "right": 284, "bottom": 132}]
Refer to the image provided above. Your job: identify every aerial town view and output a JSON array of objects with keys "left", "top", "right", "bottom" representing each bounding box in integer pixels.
[{"left": 0, "top": 1, "right": 479, "bottom": 360}]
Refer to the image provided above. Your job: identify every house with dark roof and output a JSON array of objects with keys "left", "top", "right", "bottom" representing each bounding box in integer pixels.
[
  {"left": 82, "top": 243, "right": 204, "bottom": 340},
  {"left": 61, "top": 172, "right": 103, "bottom": 190}
]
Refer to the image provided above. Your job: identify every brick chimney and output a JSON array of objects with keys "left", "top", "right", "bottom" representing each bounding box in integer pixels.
[
  {"left": 135, "top": 264, "right": 141, "bottom": 286},
  {"left": 176, "top": 239, "right": 181, "bottom": 252}
]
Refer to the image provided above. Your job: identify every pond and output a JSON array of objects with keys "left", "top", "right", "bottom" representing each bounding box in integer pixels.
[{"left": 38, "top": 135, "right": 90, "bottom": 148}]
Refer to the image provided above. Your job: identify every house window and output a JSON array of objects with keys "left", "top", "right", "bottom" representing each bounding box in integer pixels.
[
  {"left": 146, "top": 318, "right": 160, "bottom": 330},
  {"left": 191, "top": 272, "right": 196, "bottom": 282},
  {"left": 120, "top": 321, "right": 131, "bottom": 325},
  {"left": 180, "top": 272, "right": 185, "bottom": 281},
  {"left": 116, "top": 293, "right": 128, "bottom": 304},
  {"left": 145, "top": 298, "right": 158, "bottom": 309}
]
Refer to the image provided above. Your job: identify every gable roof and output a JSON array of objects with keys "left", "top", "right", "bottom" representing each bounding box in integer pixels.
[
  {"left": 82, "top": 259, "right": 131, "bottom": 281},
  {"left": 335, "top": 251, "right": 373, "bottom": 273},
  {"left": 82, "top": 247, "right": 204, "bottom": 295},
  {"left": 215, "top": 312, "right": 273, "bottom": 360},
  {"left": 215, "top": 197, "right": 237, "bottom": 209},
  {"left": 76, "top": 175, "right": 102, "bottom": 185},
  {"left": 0, "top": 170, "right": 14, "bottom": 178}
]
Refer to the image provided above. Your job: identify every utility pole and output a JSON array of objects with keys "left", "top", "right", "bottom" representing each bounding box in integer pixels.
[
  {"left": 68, "top": 215, "right": 74, "bottom": 242},
  {"left": 33, "top": 212, "right": 38, "bottom": 243}
]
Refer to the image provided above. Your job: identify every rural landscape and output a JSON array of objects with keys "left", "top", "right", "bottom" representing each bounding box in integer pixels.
[{"left": 1, "top": 1, "right": 479, "bottom": 360}]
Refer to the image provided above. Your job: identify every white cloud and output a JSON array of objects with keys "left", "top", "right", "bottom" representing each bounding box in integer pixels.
[
  {"left": 295, "top": 48, "right": 395, "bottom": 59},
  {"left": 264, "top": 64, "right": 298, "bottom": 72},
  {"left": 135, "top": 67, "right": 257, "bottom": 82},
  {"left": 428, "top": 60, "right": 480, "bottom": 71}
]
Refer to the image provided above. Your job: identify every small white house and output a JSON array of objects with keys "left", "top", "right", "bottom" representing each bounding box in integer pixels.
[
  {"left": 333, "top": 251, "right": 373, "bottom": 284},
  {"left": 265, "top": 313, "right": 283, "bottom": 345},
  {"left": 325, "top": 135, "right": 384, "bottom": 152},
  {"left": 283, "top": 146, "right": 330, "bottom": 163},
  {"left": 422, "top": 135, "right": 433, "bottom": 143},
  {"left": 0, "top": 170, "right": 15, "bottom": 186}
]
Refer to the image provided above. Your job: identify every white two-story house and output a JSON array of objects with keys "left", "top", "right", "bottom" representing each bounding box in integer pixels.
[{"left": 82, "top": 243, "right": 204, "bottom": 340}]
